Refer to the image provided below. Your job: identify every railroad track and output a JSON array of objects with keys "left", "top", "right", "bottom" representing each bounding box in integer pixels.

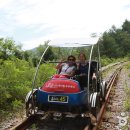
[
  {"left": 11, "top": 116, "right": 36, "bottom": 130},
  {"left": 11, "top": 64, "right": 123, "bottom": 130},
  {"left": 91, "top": 66, "right": 122, "bottom": 130}
]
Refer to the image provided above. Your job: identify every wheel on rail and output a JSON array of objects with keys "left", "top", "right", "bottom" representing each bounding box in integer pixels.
[
  {"left": 25, "top": 89, "right": 38, "bottom": 117},
  {"left": 91, "top": 78, "right": 97, "bottom": 92},
  {"left": 100, "top": 80, "right": 107, "bottom": 102},
  {"left": 89, "top": 92, "right": 101, "bottom": 119}
]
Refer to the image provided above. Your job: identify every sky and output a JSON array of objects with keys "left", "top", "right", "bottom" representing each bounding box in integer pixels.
[{"left": 0, "top": 0, "right": 130, "bottom": 50}]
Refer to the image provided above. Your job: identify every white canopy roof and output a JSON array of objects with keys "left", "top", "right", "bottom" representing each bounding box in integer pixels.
[{"left": 48, "top": 37, "right": 98, "bottom": 47}]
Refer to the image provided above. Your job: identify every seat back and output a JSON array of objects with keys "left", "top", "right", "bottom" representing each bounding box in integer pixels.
[
  {"left": 90, "top": 60, "right": 100, "bottom": 92},
  {"left": 90, "top": 60, "right": 99, "bottom": 76}
]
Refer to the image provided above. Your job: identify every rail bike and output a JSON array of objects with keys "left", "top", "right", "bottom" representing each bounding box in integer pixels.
[{"left": 25, "top": 39, "right": 107, "bottom": 125}]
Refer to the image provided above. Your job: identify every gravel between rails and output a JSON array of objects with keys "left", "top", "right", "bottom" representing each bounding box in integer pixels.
[{"left": 99, "top": 63, "right": 130, "bottom": 130}]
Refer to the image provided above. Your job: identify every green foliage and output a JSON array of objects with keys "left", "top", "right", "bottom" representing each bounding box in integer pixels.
[
  {"left": 0, "top": 110, "right": 5, "bottom": 121},
  {"left": 35, "top": 41, "right": 55, "bottom": 61},
  {"left": 36, "top": 64, "right": 56, "bottom": 87},
  {"left": 99, "top": 19, "right": 130, "bottom": 58},
  {"left": 100, "top": 56, "right": 127, "bottom": 67},
  {"left": 100, "top": 56, "right": 114, "bottom": 66},
  {"left": 101, "top": 32, "right": 119, "bottom": 57},
  {"left": 0, "top": 39, "right": 57, "bottom": 113},
  {"left": 9, "top": 85, "right": 30, "bottom": 101},
  {"left": 124, "top": 66, "right": 130, "bottom": 111},
  {"left": 12, "top": 99, "right": 24, "bottom": 119},
  {"left": 29, "top": 124, "right": 37, "bottom": 130},
  {"left": 0, "top": 59, "right": 34, "bottom": 111},
  {"left": 0, "top": 38, "right": 23, "bottom": 60},
  {"left": 125, "top": 62, "right": 130, "bottom": 69},
  {"left": 44, "top": 47, "right": 55, "bottom": 61},
  {"left": 0, "top": 56, "right": 56, "bottom": 114},
  {"left": 0, "top": 59, "right": 35, "bottom": 87},
  {"left": 124, "top": 84, "right": 130, "bottom": 97},
  {"left": 124, "top": 98, "right": 130, "bottom": 111},
  {"left": 122, "top": 125, "right": 129, "bottom": 130},
  {"left": 23, "top": 50, "right": 32, "bottom": 61},
  {"left": 12, "top": 99, "right": 24, "bottom": 111},
  {"left": 122, "top": 19, "right": 130, "bottom": 34},
  {"left": 0, "top": 86, "right": 12, "bottom": 109}
]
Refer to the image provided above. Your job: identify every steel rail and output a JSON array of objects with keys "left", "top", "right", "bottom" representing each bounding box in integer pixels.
[
  {"left": 91, "top": 66, "right": 122, "bottom": 130},
  {"left": 12, "top": 115, "right": 36, "bottom": 130}
]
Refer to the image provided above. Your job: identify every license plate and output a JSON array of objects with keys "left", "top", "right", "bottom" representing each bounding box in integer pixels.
[{"left": 48, "top": 95, "right": 68, "bottom": 103}]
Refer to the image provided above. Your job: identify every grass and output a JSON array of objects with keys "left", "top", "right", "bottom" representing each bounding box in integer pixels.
[
  {"left": 122, "top": 125, "right": 129, "bottom": 130},
  {"left": 124, "top": 62, "right": 130, "bottom": 111}
]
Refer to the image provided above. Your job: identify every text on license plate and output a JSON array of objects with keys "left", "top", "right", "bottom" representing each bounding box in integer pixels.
[{"left": 48, "top": 95, "right": 68, "bottom": 103}]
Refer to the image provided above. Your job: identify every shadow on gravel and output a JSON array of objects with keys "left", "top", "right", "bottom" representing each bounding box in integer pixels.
[{"left": 28, "top": 117, "right": 91, "bottom": 130}]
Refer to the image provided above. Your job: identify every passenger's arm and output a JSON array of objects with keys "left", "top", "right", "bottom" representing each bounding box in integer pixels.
[
  {"left": 56, "top": 63, "right": 63, "bottom": 69},
  {"left": 92, "top": 73, "right": 96, "bottom": 79},
  {"left": 69, "top": 67, "right": 77, "bottom": 77},
  {"left": 55, "top": 59, "right": 65, "bottom": 69},
  {"left": 69, "top": 70, "right": 75, "bottom": 77}
]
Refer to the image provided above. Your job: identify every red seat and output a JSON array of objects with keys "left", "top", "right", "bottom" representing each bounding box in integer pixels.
[
  {"left": 41, "top": 79, "right": 80, "bottom": 93},
  {"left": 52, "top": 74, "right": 70, "bottom": 79}
]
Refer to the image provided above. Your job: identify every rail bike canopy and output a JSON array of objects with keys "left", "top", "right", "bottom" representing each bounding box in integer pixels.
[
  {"left": 32, "top": 37, "right": 100, "bottom": 95},
  {"left": 48, "top": 37, "right": 98, "bottom": 47}
]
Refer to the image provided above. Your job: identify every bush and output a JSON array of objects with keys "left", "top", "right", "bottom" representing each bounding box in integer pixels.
[
  {"left": 36, "top": 63, "right": 56, "bottom": 87},
  {"left": 12, "top": 99, "right": 24, "bottom": 119},
  {"left": 101, "top": 56, "right": 114, "bottom": 66},
  {"left": 101, "top": 56, "right": 127, "bottom": 67},
  {"left": 0, "top": 59, "right": 56, "bottom": 115},
  {"left": 0, "top": 59, "right": 34, "bottom": 112}
]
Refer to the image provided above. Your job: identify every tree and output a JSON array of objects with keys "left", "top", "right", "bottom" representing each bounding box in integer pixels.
[
  {"left": 36, "top": 41, "right": 55, "bottom": 61},
  {"left": 0, "top": 38, "right": 24, "bottom": 60},
  {"left": 122, "top": 19, "right": 130, "bottom": 34},
  {"left": 99, "top": 32, "right": 119, "bottom": 58},
  {"left": 98, "top": 20, "right": 130, "bottom": 58}
]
